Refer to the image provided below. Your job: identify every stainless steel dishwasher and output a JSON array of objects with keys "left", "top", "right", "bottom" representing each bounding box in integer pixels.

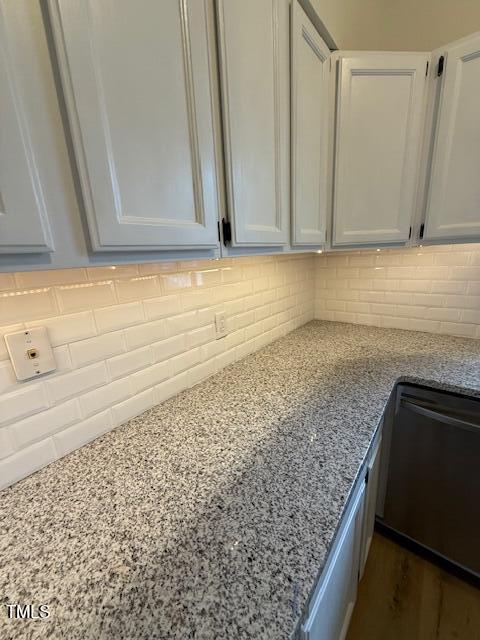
[{"left": 377, "top": 383, "right": 480, "bottom": 580}]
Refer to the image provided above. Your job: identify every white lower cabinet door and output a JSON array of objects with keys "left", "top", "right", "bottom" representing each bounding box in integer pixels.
[
  {"left": 359, "top": 436, "right": 382, "bottom": 579},
  {"left": 216, "top": 0, "right": 289, "bottom": 246},
  {"left": 302, "top": 481, "right": 366, "bottom": 640},
  {"left": 291, "top": 1, "right": 330, "bottom": 246},
  {"left": 423, "top": 32, "right": 480, "bottom": 241},
  {"left": 49, "top": 0, "right": 220, "bottom": 251},
  {"left": 332, "top": 53, "right": 429, "bottom": 247},
  {"left": 0, "top": 4, "right": 54, "bottom": 254}
]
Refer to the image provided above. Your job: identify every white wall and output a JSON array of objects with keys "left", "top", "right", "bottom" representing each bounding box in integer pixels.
[
  {"left": 0, "top": 255, "right": 315, "bottom": 489},
  {"left": 312, "top": 0, "right": 480, "bottom": 50},
  {"left": 315, "top": 244, "right": 480, "bottom": 339}
]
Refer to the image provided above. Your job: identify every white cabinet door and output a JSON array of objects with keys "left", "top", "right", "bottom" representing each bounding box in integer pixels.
[
  {"left": 49, "top": 0, "right": 219, "bottom": 251},
  {"left": 359, "top": 435, "right": 382, "bottom": 579},
  {"left": 424, "top": 33, "right": 480, "bottom": 241},
  {"left": 332, "top": 53, "right": 428, "bottom": 247},
  {"left": 217, "top": 0, "right": 289, "bottom": 246},
  {"left": 303, "top": 481, "right": 365, "bottom": 640},
  {"left": 291, "top": 1, "right": 330, "bottom": 246},
  {"left": 0, "top": 5, "right": 54, "bottom": 254}
]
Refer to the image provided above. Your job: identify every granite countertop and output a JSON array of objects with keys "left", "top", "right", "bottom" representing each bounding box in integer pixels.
[{"left": 1, "top": 320, "right": 479, "bottom": 640}]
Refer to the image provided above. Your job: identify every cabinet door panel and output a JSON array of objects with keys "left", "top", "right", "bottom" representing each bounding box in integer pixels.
[
  {"left": 0, "top": 6, "right": 54, "bottom": 254},
  {"left": 303, "top": 481, "right": 365, "bottom": 640},
  {"left": 333, "top": 54, "right": 428, "bottom": 246},
  {"left": 424, "top": 33, "right": 480, "bottom": 240},
  {"left": 359, "top": 436, "right": 382, "bottom": 579},
  {"left": 217, "top": 0, "right": 289, "bottom": 246},
  {"left": 49, "top": 0, "right": 219, "bottom": 250},
  {"left": 291, "top": 1, "right": 330, "bottom": 246}
]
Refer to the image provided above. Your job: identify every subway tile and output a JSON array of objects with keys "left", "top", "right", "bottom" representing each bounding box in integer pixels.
[
  {"left": 188, "top": 360, "right": 215, "bottom": 387},
  {"left": 0, "top": 427, "right": 15, "bottom": 459},
  {"left": 10, "top": 399, "right": 80, "bottom": 449},
  {"left": 151, "top": 334, "right": 186, "bottom": 363},
  {"left": 187, "top": 325, "right": 215, "bottom": 348},
  {"left": 0, "top": 324, "right": 24, "bottom": 360},
  {"left": 95, "top": 302, "right": 144, "bottom": 333},
  {"left": 15, "top": 268, "right": 87, "bottom": 289},
  {"left": 449, "top": 266, "right": 480, "bottom": 281},
  {"left": 130, "top": 361, "right": 172, "bottom": 393},
  {"left": 0, "top": 273, "right": 16, "bottom": 291},
  {"left": 53, "top": 410, "right": 113, "bottom": 457},
  {"left": 124, "top": 319, "right": 166, "bottom": 350},
  {"left": 69, "top": 331, "right": 125, "bottom": 368},
  {"left": 161, "top": 273, "right": 192, "bottom": 292},
  {"left": 171, "top": 348, "right": 201, "bottom": 375},
  {"left": 0, "top": 439, "right": 57, "bottom": 490},
  {"left": 26, "top": 311, "right": 97, "bottom": 346},
  {"left": 155, "top": 372, "right": 189, "bottom": 404},
  {"left": 138, "top": 261, "right": 178, "bottom": 275},
  {"left": 46, "top": 362, "right": 107, "bottom": 405},
  {"left": 56, "top": 281, "right": 116, "bottom": 313},
  {"left": 165, "top": 311, "right": 198, "bottom": 337},
  {"left": 0, "top": 287, "right": 58, "bottom": 324},
  {"left": 86, "top": 265, "right": 138, "bottom": 281},
  {"left": 115, "top": 275, "right": 161, "bottom": 302},
  {"left": 111, "top": 388, "right": 155, "bottom": 426},
  {"left": 79, "top": 378, "right": 131, "bottom": 417},
  {"left": 426, "top": 307, "right": 461, "bottom": 322},
  {"left": 0, "top": 384, "right": 48, "bottom": 426},
  {"left": 201, "top": 338, "right": 225, "bottom": 362},
  {"left": 431, "top": 280, "right": 467, "bottom": 295},
  {"left": 107, "top": 346, "right": 152, "bottom": 380},
  {"left": 192, "top": 269, "right": 222, "bottom": 288},
  {"left": 144, "top": 295, "right": 181, "bottom": 320},
  {"left": 0, "top": 361, "right": 17, "bottom": 394},
  {"left": 181, "top": 289, "right": 215, "bottom": 311},
  {"left": 439, "top": 322, "right": 477, "bottom": 337},
  {"left": 408, "top": 319, "right": 441, "bottom": 333}
]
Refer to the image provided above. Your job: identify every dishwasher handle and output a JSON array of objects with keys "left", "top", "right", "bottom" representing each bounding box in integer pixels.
[{"left": 400, "top": 398, "right": 480, "bottom": 433}]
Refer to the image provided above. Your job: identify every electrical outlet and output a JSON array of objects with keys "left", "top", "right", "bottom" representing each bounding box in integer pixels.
[
  {"left": 214, "top": 312, "right": 227, "bottom": 339},
  {"left": 5, "top": 327, "right": 56, "bottom": 381}
]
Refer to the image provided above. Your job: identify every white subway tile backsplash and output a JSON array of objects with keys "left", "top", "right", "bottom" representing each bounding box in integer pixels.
[
  {"left": 0, "top": 438, "right": 57, "bottom": 490},
  {"left": 56, "top": 281, "right": 116, "bottom": 313},
  {"left": 131, "top": 361, "right": 172, "bottom": 394},
  {"left": 69, "top": 331, "right": 126, "bottom": 368},
  {"left": 0, "top": 288, "right": 58, "bottom": 324},
  {"left": 11, "top": 399, "right": 80, "bottom": 449},
  {"left": 46, "top": 362, "right": 108, "bottom": 405},
  {"left": 53, "top": 410, "right": 113, "bottom": 457},
  {"left": 107, "top": 346, "right": 152, "bottom": 380},
  {"left": 316, "top": 244, "right": 480, "bottom": 339},
  {"left": 115, "top": 275, "right": 161, "bottom": 302},
  {"left": 124, "top": 319, "right": 166, "bottom": 350},
  {"left": 80, "top": 378, "right": 131, "bottom": 418},
  {"left": 94, "top": 302, "right": 144, "bottom": 333},
  {"left": 0, "top": 384, "right": 49, "bottom": 426},
  {"left": 0, "top": 428, "right": 15, "bottom": 459},
  {"left": 26, "top": 311, "right": 97, "bottom": 347},
  {"left": 143, "top": 295, "right": 181, "bottom": 320},
  {"left": 111, "top": 388, "right": 155, "bottom": 426},
  {"left": 151, "top": 335, "right": 186, "bottom": 363}
]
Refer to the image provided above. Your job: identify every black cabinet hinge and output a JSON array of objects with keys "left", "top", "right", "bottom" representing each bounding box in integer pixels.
[
  {"left": 221, "top": 218, "right": 232, "bottom": 246},
  {"left": 420, "top": 223, "right": 425, "bottom": 239},
  {"left": 217, "top": 220, "right": 221, "bottom": 242},
  {"left": 408, "top": 226, "right": 412, "bottom": 239},
  {"left": 365, "top": 469, "right": 370, "bottom": 485},
  {"left": 437, "top": 55, "right": 445, "bottom": 77},
  {"left": 426, "top": 61, "right": 429, "bottom": 76}
]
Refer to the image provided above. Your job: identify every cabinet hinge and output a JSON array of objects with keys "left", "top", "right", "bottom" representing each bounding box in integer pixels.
[
  {"left": 221, "top": 218, "right": 232, "bottom": 246},
  {"left": 365, "top": 469, "right": 370, "bottom": 485},
  {"left": 408, "top": 226, "right": 412, "bottom": 239},
  {"left": 420, "top": 223, "right": 425, "bottom": 239},
  {"left": 437, "top": 55, "right": 445, "bottom": 77},
  {"left": 217, "top": 220, "right": 221, "bottom": 242},
  {"left": 425, "top": 61, "right": 429, "bottom": 76}
]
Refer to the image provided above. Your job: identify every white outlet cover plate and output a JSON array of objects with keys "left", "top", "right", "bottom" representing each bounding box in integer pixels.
[{"left": 5, "top": 327, "right": 56, "bottom": 381}]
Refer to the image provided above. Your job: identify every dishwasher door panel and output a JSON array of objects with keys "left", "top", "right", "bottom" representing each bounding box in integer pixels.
[{"left": 381, "top": 385, "right": 480, "bottom": 578}]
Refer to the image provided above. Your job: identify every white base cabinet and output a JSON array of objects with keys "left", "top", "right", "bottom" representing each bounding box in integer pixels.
[
  {"left": 302, "top": 480, "right": 365, "bottom": 640},
  {"left": 301, "top": 432, "right": 382, "bottom": 640}
]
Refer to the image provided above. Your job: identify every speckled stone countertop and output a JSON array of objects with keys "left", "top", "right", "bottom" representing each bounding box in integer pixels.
[{"left": 1, "top": 321, "right": 479, "bottom": 640}]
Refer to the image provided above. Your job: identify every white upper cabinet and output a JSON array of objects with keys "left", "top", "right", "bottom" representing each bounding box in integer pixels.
[
  {"left": 291, "top": 1, "right": 330, "bottom": 246},
  {"left": 332, "top": 53, "right": 429, "bottom": 247},
  {"left": 0, "top": 5, "right": 54, "bottom": 254},
  {"left": 216, "top": 0, "right": 289, "bottom": 246},
  {"left": 49, "top": 0, "right": 220, "bottom": 251},
  {"left": 423, "top": 32, "right": 480, "bottom": 241}
]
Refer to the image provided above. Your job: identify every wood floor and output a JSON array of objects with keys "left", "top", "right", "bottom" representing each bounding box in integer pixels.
[{"left": 346, "top": 533, "right": 480, "bottom": 640}]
